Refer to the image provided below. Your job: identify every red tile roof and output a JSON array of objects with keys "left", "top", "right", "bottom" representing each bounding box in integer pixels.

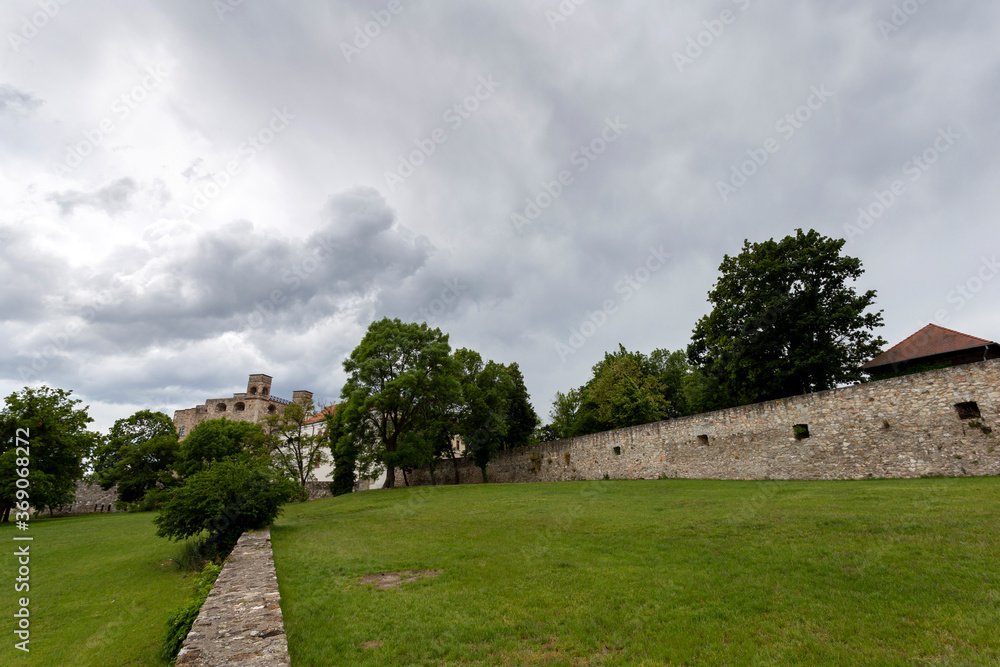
[
  {"left": 304, "top": 404, "right": 338, "bottom": 425},
  {"left": 863, "top": 324, "right": 996, "bottom": 369}
]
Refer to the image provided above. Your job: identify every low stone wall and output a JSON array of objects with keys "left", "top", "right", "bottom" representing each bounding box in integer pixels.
[
  {"left": 397, "top": 359, "right": 1000, "bottom": 486},
  {"left": 44, "top": 480, "right": 120, "bottom": 515},
  {"left": 176, "top": 529, "right": 290, "bottom": 666}
]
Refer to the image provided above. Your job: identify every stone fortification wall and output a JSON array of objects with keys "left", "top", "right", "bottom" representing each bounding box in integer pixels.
[
  {"left": 397, "top": 359, "right": 1000, "bottom": 486},
  {"left": 45, "top": 480, "right": 121, "bottom": 515}
]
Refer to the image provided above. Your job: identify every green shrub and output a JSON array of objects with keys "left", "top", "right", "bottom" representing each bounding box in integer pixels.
[{"left": 161, "top": 561, "right": 221, "bottom": 660}]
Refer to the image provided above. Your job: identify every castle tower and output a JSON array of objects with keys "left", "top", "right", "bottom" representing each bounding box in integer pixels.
[
  {"left": 247, "top": 374, "right": 272, "bottom": 398},
  {"left": 292, "top": 390, "right": 314, "bottom": 406}
]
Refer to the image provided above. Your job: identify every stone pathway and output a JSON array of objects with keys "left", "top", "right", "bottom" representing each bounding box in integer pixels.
[{"left": 176, "top": 529, "right": 291, "bottom": 666}]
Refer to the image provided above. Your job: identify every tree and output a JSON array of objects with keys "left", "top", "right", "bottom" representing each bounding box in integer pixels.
[
  {"left": 585, "top": 347, "right": 671, "bottom": 429},
  {"left": 688, "top": 228, "right": 886, "bottom": 408},
  {"left": 92, "top": 410, "right": 179, "bottom": 508},
  {"left": 325, "top": 405, "right": 357, "bottom": 497},
  {"left": 265, "top": 398, "right": 327, "bottom": 495},
  {"left": 175, "top": 418, "right": 268, "bottom": 479},
  {"left": 154, "top": 454, "right": 297, "bottom": 560},
  {"left": 0, "top": 386, "right": 99, "bottom": 520},
  {"left": 501, "top": 363, "right": 540, "bottom": 449},
  {"left": 339, "top": 318, "right": 461, "bottom": 488}
]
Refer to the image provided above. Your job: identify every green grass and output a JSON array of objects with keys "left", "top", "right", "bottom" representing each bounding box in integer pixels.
[
  {"left": 0, "top": 512, "right": 201, "bottom": 666},
  {"left": 272, "top": 477, "right": 1000, "bottom": 666}
]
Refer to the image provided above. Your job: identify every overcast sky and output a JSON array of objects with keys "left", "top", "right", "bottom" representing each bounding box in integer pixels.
[{"left": 2, "top": 0, "right": 998, "bottom": 433}]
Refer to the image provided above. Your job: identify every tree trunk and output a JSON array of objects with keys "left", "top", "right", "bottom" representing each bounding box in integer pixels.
[
  {"left": 402, "top": 468, "right": 409, "bottom": 486},
  {"left": 1, "top": 505, "right": 10, "bottom": 523},
  {"left": 449, "top": 448, "right": 460, "bottom": 485},
  {"left": 480, "top": 465, "right": 489, "bottom": 483},
  {"left": 428, "top": 463, "right": 437, "bottom": 486},
  {"left": 383, "top": 466, "right": 396, "bottom": 488}
]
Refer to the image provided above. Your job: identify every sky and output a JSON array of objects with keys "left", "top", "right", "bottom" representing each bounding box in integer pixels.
[{"left": 1, "top": 0, "right": 998, "bottom": 434}]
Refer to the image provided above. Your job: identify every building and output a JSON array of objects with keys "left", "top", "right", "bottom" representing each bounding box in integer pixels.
[
  {"left": 863, "top": 324, "right": 1000, "bottom": 379},
  {"left": 172, "top": 374, "right": 313, "bottom": 439}
]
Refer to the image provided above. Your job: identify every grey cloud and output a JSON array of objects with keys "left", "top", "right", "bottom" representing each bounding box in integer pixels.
[
  {"left": 0, "top": 84, "right": 42, "bottom": 117},
  {"left": 48, "top": 178, "right": 139, "bottom": 216}
]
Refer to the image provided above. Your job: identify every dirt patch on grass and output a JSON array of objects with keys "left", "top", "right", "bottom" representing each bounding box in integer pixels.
[{"left": 359, "top": 570, "right": 440, "bottom": 589}]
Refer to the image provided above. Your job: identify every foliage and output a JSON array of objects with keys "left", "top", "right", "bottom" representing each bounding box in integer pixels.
[
  {"left": 160, "top": 561, "right": 222, "bottom": 661},
  {"left": 92, "top": 410, "right": 179, "bottom": 508},
  {"left": 338, "top": 318, "right": 462, "bottom": 488},
  {"left": 175, "top": 418, "right": 269, "bottom": 479},
  {"left": 0, "top": 386, "right": 99, "bottom": 520},
  {"left": 265, "top": 397, "right": 328, "bottom": 494},
  {"left": 325, "top": 405, "right": 358, "bottom": 497},
  {"left": 688, "top": 228, "right": 886, "bottom": 408},
  {"left": 154, "top": 455, "right": 297, "bottom": 560},
  {"left": 454, "top": 349, "right": 539, "bottom": 482},
  {"left": 544, "top": 347, "right": 696, "bottom": 439}
]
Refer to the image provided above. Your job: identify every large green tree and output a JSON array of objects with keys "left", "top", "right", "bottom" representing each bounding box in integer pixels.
[
  {"left": 339, "top": 318, "right": 461, "bottom": 488},
  {"left": 175, "top": 418, "right": 268, "bottom": 479},
  {"left": 0, "top": 386, "right": 99, "bottom": 520},
  {"left": 687, "top": 228, "right": 886, "bottom": 407},
  {"left": 92, "top": 410, "right": 180, "bottom": 508}
]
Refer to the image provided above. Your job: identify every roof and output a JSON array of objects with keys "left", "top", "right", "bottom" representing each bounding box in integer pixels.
[
  {"left": 304, "top": 404, "right": 338, "bottom": 425},
  {"left": 863, "top": 324, "right": 996, "bottom": 369}
]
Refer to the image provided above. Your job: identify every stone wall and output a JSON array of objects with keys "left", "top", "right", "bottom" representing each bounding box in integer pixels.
[
  {"left": 397, "top": 359, "right": 1000, "bottom": 486},
  {"left": 45, "top": 480, "right": 120, "bottom": 515}
]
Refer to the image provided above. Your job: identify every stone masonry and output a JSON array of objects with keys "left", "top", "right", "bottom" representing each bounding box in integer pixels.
[
  {"left": 173, "top": 374, "right": 313, "bottom": 440},
  {"left": 176, "top": 529, "right": 290, "bottom": 666},
  {"left": 397, "top": 359, "right": 1000, "bottom": 486}
]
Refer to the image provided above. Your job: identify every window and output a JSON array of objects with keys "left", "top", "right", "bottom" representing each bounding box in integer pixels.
[
  {"left": 267, "top": 404, "right": 277, "bottom": 414},
  {"left": 216, "top": 403, "right": 227, "bottom": 412},
  {"left": 793, "top": 424, "right": 810, "bottom": 440},
  {"left": 250, "top": 387, "right": 257, "bottom": 395},
  {"left": 955, "top": 402, "right": 981, "bottom": 420},
  {"left": 235, "top": 402, "right": 246, "bottom": 412},
  {"left": 178, "top": 426, "right": 185, "bottom": 436},
  {"left": 697, "top": 434, "right": 709, "bottom": 444},
  {"left": 613, "top": 446, "right": 621, "bottom": 456}
]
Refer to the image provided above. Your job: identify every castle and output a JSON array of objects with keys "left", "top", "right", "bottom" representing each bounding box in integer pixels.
[{"left": 172, "top": 374, "right": 313, "bottom": 439}]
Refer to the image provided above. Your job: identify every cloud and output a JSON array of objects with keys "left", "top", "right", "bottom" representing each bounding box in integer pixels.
[
  {"left": 0, "top": 84, "right": 42, "bottom": 117},
  {"left": 48, "top": 178, "right": 139, "bottom": 216}
]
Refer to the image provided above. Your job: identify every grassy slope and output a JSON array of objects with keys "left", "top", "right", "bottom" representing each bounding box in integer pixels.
[
  {"left": 272, "top": 477, "right": 1000, "bottom": 666},
  {"left": 0, "top": 512, "right": 199, "bottom": 666}
]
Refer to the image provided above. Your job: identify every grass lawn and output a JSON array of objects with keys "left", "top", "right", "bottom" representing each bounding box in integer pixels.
[
  {"left": 0, "top": 512, "right": 202, "bottom": 666},
  {"left": 272, "top": 477, "right": 1000, "bottom": 666}
]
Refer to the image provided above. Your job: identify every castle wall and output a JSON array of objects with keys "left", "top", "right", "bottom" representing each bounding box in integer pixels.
[{"left": 396, "top": 359, "right": 1000, "bottom": 486}]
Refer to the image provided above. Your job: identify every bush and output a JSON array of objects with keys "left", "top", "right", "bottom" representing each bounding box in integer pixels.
[
  {"left": 160, "top": 561, "right": 221, "bottom": 660},
  {"left": 154, "top": 455, "right": 297, "bottom": 560}
]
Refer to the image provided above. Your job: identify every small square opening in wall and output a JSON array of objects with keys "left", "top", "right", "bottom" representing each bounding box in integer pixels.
[
  {"left": 613, "top": 446, "right": 621, "bottom": 456},
  {"left": 793, "top": 424, "right": 810, "bottom": 440},
  {"left": 697, "top": 434, "right": 709, "bottom": 445},
  {"left": 955, "top": 402, "right": 981, "bottom": 420}
]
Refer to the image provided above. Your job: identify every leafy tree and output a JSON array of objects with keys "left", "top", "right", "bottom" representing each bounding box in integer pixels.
[
  {"left": 92, "top": 410, "right": 179, "bottom": 508},
  {"left": 339, "top": 318, "right": 461, "bottom": 488},
  {"left": 501, "top": 363, "right": 539, "bottom": 449},
  {"left": 265, "top": 397, "right": 327, "bottom": 494},
  {"left": 154, "top": 454, "right": 296, "bottom": 560},
  {"left": 325, "top": 405, "right": 357, "bottom": 497},
  {"left": 175, "top": 418, "right": 268, "bottom": 479},
  {"left": 585, "top": 347, "right": 671, "bottom": 429},
  {"left": 0, "top": 386, "right": 98, "bottom": 520},
  {"left": 688, "top": 228, "right": 886, "bottom": 407}
]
